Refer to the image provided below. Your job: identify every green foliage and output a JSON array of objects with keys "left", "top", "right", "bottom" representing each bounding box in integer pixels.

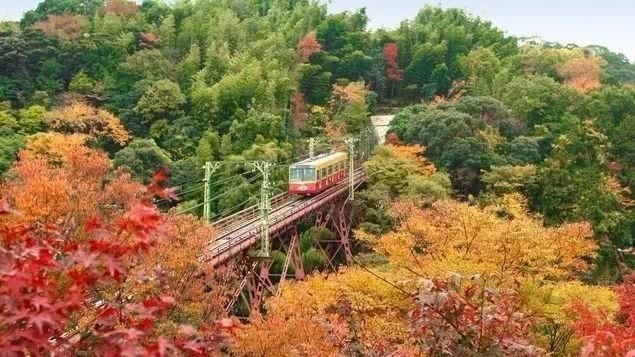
[
  {"left": 0, "top": 127, "right": 24, "bottom": 175},
  {"left": 18, "top": 105, "right": 46, "bottom": 134},
  {"left": 134, "top": 79, "right": 186, "bottom": 125},
  {"left": 112, "top": 138, "right": 172, "bottom": 183},
  {"left": 0, "top": 104, "right": 18, "bottom": 130},
  {"left": 500, "top": 75, "right": 579, "bottom": 127},
  {"left": 68, "top": 70, "right": 94, "bottom": 94}
]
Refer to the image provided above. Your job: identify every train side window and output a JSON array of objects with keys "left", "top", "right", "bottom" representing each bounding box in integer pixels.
[{"left": 305, "top": 168, "right": 316, "bottom": 181}]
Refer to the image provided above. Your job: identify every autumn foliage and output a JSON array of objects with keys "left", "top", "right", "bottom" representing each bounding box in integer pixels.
[
  {"left": 296, "top": 32, "right": 322, "bottom": 63},
  {"left": 558, "top": 56, "right": 602, "bottom": 93},
  {"left": 0, "top": 134, "right": 141, "bottom": 233},
  {"left": 572, "top": 274, "right": 635, "bottom": 356},
  {"left": 411, "top": 275, "right": 545, "bottom": 356},
  {"left": 44, "top": 102, "right": 129, "bottom": 145},
  {"left": 31, "top": 14, "right": 85, "bottom": 40},
  {"left": 0, "top": 139, "right": 236, "bottom": 355},
  {"left": 101, "top": 0, "right": 139, "bottom": 17},
  {"left": 383, "top": 42, "right": 403, "bottom": 82},
  {"left": 0, "top": 175, "right": 234, "bottom": 355},
  {"left": 360, "top": 199, "right": 597, "bottom": 285}
]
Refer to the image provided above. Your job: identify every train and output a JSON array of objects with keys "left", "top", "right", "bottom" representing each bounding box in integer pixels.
[{"left": 289, "top": 152, "right": 348, "bottom": 195}]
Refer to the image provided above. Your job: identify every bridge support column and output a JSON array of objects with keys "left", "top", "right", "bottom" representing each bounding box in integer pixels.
[
  {"left": 247, "top": 259, "right": 274, "bottom": 313},
  {"left": 289, "top": 227, "right": 305, "bottom": 280},
  {"left": 333, "top": 205, "right": 353, "bottom": 264}
]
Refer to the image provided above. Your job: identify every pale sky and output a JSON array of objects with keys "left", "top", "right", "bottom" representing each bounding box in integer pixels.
[{"left": 1, "top": 0, "right": 633, "bottom": 61}]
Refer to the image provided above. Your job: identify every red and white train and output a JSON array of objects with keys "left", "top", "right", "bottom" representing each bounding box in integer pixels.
[{"left": 289, "top": 152, "right": 348, "bottom": 195}]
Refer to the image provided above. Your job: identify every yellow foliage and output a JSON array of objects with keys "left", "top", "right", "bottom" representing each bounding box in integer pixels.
[
  {"left": 385, "top": 144, "right": 436, "bottom": 175},
  {"left": 45, "top": 102, "right": 129, "bottom": 145},
  {"left": 366, "top": 200, "right": 597, "bottom": 286},
  {"left": 521, "top": 280, "right": 617, "bottom": 325},
  {"left": 21, "top": 132, "right": 90, "bottom": 164},
  {"left": 232, "top": 308, "right": 347, "bottom": 357},
  {"left": 232, "top": 266, "right": 417, "bottom": 354}
]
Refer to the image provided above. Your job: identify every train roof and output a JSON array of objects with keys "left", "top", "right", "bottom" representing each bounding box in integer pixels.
[{"left": 290, "top": 152, "right": 347, "bottom": 168}]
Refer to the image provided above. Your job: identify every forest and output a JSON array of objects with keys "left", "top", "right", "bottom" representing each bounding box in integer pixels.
[{"left": 0, "top": 0, "right": 634, "bottom": 355}]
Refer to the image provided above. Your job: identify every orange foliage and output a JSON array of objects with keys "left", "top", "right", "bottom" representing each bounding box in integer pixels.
[
  {"left": 44, "top": 102, "right": 129, "bottom": 145},
  {"left": 331, "top": 82, "right": 367, "bottom": 107},
  {"left": 364, "top": 199, "right": 597, "bottom": 285},
  {"left": 386, "top": 144, "right": 436, "bottom": 175},
  {"left": 139, "top": 32, "right": 160, "bottom": 49},
  {"left": 232, "top": 309, "right": 346, "bottom": 356},
  {"left": 122, "top": 214, "right": 235, "bottom": 330},
  {"left": 558, "top": 56, "right": 602, "bottom": 93},
  {"left": 296, "top": 32, "right": 322, "bottom": 63},
  {"left": 31, "top": 14, "right": 85, "bottom": 40},
  {"left": 0, "top": 134, "right": 143, "bottom": 239},
  {"left": 101, "top": 0, "right": 139, "bottom": 17}
]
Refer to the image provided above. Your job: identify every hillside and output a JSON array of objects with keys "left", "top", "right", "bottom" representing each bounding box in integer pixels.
[{"left": 0, "top": 0, "right": 634, "bottom": 355}]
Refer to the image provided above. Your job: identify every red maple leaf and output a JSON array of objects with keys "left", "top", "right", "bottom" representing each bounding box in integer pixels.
[{"left": 147, "top": 167, "right": 178, "bottom": 201}]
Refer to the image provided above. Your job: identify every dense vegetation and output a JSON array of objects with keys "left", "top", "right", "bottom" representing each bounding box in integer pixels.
[{"left": 1, "top": 0, "right": 634, "bottom": 355}]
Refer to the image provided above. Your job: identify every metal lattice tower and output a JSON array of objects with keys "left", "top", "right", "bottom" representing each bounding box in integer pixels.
[
  {"left": 246, "top": 161, "right": 274, "bottom": 258},
  {"left": 203, "top": 162, "right": 222, "bottom": 224}
]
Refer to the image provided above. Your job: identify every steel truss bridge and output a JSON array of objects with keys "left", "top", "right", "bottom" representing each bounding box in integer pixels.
[{"left": 206, "top": 167, "right": 368, "bottom": 313}]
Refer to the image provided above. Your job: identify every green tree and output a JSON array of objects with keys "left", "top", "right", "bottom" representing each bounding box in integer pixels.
[
  {"left": 500, "top": 75, "right": 579, "bottom": 128},
  {"left": 68, "top": 70, "right": 94, "bottom": 94},
  {"left": 134, "top": 79, "right": 186, "bottom": 125},
  {"left": 18, "top": 105, "right": 46, "bottom": 134},
  {"left": 113, "top": 138, "right": 172, "bottom": 183},
  {"left": 0, "top": 127, "right": 24, "bottom": 175}
]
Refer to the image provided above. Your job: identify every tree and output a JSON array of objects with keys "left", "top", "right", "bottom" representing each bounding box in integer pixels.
[
  {"left": 500, "top": 75, "right": 579, "bottom": 127},
  {"left": 134, "top": 79, "right": 186, "bottom": 125},
  {"left": 21, "top": 0, "right": 102, "bottom": 27},
  {"left": 113, "top": 138, "right": 172, "bottom": 183},
  {"left": 358, "top": 199, "right": 597, "bottom": 285},
  {"left": 297, "top": 32, "right": 322, "bottom": 63},
  {"left": 1, "top": 133, "right": 142, "bottom": 229},
  {"left": 383, "top": 42, "right": 403, "bottom": 98},
  {"left": 411, "top": 274, "right": 544, "bottom": 356},
  {"left": 101, "top": 0, "right": 139, "bottom": 17},
  {"left": 45, "top": 101, "right": 129, "bottom": 145},
  {"left": 68, "top": 69, "right": 94, "bottom": 94},
  {"left": 18, "top": 105, "right": 46, "bottom": 134},
  {"left": 30, "top": 14, "right": 86, "bottom": 40},
  {"left": 572, "top": 274, "right": 635, "bottom": 356},
  {"left": 0, "top": 128, "right": 24, "bottom": 176},
  {"left": 459, "top": 47, "right": 501, "bottom": 95},
  {"left": 0, "top": 173, "right": 235, "bottom": 355},
  {"left": 558, "top": 56, "right": 602, "bottom": 93}
]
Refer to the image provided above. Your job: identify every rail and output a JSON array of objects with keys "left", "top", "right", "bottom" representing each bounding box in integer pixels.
[{"left": 206, "top": 169, "right": 365, "bottom": 265}]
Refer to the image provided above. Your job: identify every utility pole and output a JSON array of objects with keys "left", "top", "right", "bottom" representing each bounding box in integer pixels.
[
  {"left": 344, "top": 137, "right": 358, "bottom": 201},
  {"left": 308, "top": 137, "right": 316, "bottom": 158},
  {"left": 203, "top": 162, "right": 222, "bottom": 224},
  {"left": 246, "top": 161, "right": 274, "bottom": 258}
]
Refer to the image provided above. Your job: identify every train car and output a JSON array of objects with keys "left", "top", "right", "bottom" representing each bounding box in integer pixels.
[{"left": 289, "top": 152, "right": 348, "bottom": 195}]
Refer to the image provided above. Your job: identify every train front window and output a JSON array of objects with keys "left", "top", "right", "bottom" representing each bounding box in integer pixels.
[
  {"left": 290, "top": 168, "right": 302, "bottom": 182},
  {"left": 304, "top": 168, "right": 316, "bottom": 181}
]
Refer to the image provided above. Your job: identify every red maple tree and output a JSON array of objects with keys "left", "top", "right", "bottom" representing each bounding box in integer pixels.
[
  {"left": 0, "top": 172, "right": 235, "bottom": 356},
  {"left": 383, "top": 42, "right": 403, "bottom": 83},
  {"left": 296, "top": 32, "right": 322, "bottom": 63},
  {"left": 410, "top": 275, "right": 544, "bottom": 356},
  {"left": 572, "top": 274, "right": 635, "bottom": 356}
]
